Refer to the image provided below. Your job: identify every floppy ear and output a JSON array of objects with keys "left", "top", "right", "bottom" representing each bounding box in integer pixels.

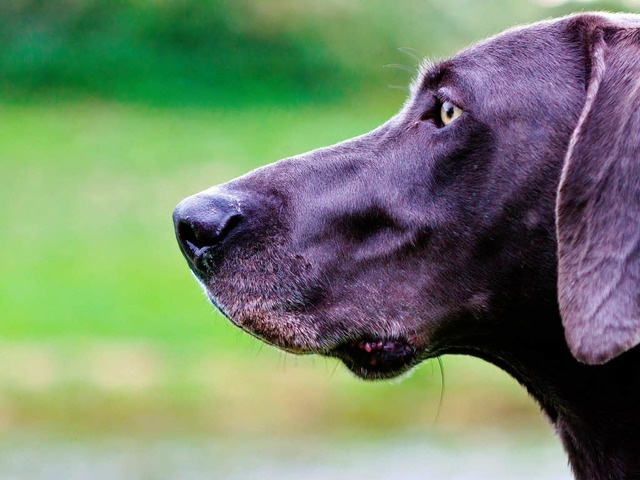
[{"left": 557, "top": 23, "right": 640, "bottom": 365}]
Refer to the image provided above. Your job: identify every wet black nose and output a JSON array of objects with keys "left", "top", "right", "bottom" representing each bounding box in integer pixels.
[{"left": 173, "top": 191, "right": 243, "bottom": 268}]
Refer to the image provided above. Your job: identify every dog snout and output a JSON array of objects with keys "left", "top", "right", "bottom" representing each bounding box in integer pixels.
[{"left": 173, "top": 191, "right": 243, "bottom": 271}]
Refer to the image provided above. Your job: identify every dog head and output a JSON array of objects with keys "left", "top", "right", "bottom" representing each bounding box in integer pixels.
[{"left": 174, "top": 13, "right": 640, "bottom": 379}]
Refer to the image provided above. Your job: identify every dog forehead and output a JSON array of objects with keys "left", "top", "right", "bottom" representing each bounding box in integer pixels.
[
  {"left": 412, "top": 20, "right": 565, "bottom": 97},
  {"left": 411, "top": 17, "right": 596, "bottom": 119},
  {"left": 458, "top": 24, "right": 571, "bottom": 75}
]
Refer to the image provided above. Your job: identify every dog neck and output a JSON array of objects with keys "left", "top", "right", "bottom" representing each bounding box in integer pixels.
[{"left": 460, "top": 307, "right": 640, "bottom": 480}]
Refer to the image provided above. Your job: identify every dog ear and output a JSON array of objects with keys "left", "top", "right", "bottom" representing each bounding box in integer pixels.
[{"left": 557, "top": 21, "right": 640, "bottom": 365}]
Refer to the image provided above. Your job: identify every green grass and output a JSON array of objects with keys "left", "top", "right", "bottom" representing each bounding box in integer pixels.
[{"left": 0, "top": 96, "right": 407, "bottom": 344}]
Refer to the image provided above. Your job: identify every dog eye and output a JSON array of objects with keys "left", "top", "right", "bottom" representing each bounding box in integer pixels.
[{"left": 440, "top": 101, "right": 462, "bottom": 126}]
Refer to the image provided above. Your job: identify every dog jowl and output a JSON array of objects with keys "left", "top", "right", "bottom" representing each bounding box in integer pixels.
[{"left": 174, "top": 13, "right": 640, "bottom": 479}]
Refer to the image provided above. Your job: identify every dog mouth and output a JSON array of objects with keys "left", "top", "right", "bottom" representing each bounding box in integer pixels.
[
  {"left": 331, "top": 337, "right": 420, "bottom": 380},
  {"left": 202, "top": 287, "right": 422, "bottom": 379}
]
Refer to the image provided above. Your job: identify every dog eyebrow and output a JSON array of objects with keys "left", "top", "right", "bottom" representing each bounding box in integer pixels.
[{"left": 411, "top": 60, "right": 452, "bottom": 95}]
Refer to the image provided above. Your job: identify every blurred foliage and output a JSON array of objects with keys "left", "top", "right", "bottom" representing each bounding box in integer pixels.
[
  {"left": 2, "top": 0, "right": 343, "bottom": 104},
  {"left": 5, "top": 0, "right": 637, "bottom": 106}
]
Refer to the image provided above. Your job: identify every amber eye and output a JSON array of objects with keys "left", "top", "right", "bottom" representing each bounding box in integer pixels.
[{"left": 440, "top": 100, "right": 463, "bottom": 126}]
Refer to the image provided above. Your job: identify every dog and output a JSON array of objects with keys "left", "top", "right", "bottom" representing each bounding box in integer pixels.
[{"left": 173, "top": 12, "right": 640, "bottom": 479}]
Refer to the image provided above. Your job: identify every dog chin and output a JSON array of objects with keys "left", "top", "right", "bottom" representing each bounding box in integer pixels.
[
  {"left": 340, "top": 361, "right": 418, "bottom": 381},
  {"left": 330, "top": 337, "right": 421, "bottom": 381}
]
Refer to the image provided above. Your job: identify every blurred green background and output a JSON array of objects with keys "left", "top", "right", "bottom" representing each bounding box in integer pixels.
[{"left": 1, "top": 1, "right": 637, "bottom": 478}]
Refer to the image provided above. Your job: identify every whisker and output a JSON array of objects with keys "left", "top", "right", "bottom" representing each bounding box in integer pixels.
[
  {"left": 397, "top": 46, "right": 425, "bottom": 63},
  {"left": 388, "top": 84, "right": 410, "bottom": 92},
  {"left": 433, "top": 356, "right": 446, "bottom": 426},
  {"left": 329, "top": 359, "right": 340, "bottom": 379},
  {"left": 382, "top": 63, "right": 417, "bottom": 73}
]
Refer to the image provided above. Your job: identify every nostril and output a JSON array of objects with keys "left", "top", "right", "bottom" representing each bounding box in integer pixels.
[
  {"left": 216, "top": 212, "right": 242, "bottom": 243},
  {"left": 173, "top": 193, "right": 244, "bottom": 263},
  {"left": 176, "top": 219, "right": 201, "bottom": 253},
  {"left": 177, "top": 213, "right": 243, "bottom": 252}
]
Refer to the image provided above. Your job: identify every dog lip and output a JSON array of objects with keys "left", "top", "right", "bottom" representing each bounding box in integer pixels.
[
  {"left": 205, "top": 291, "right": 420, "bottom": 366},
  {"left": 204, "top": 294, "right": 320, "bottom": 355}
]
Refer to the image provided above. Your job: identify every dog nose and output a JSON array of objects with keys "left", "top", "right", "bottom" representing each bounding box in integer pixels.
[{"left": 173, "top": 192, "right": 243, "bottom": 264}]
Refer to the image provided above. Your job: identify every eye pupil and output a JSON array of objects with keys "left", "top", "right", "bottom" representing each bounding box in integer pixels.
[
  {"left": 439, "top": 100, "right": 462, "bottom": 126},
  {"left": 444, "top": 104, "right": 454, "bottom": 118}
]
